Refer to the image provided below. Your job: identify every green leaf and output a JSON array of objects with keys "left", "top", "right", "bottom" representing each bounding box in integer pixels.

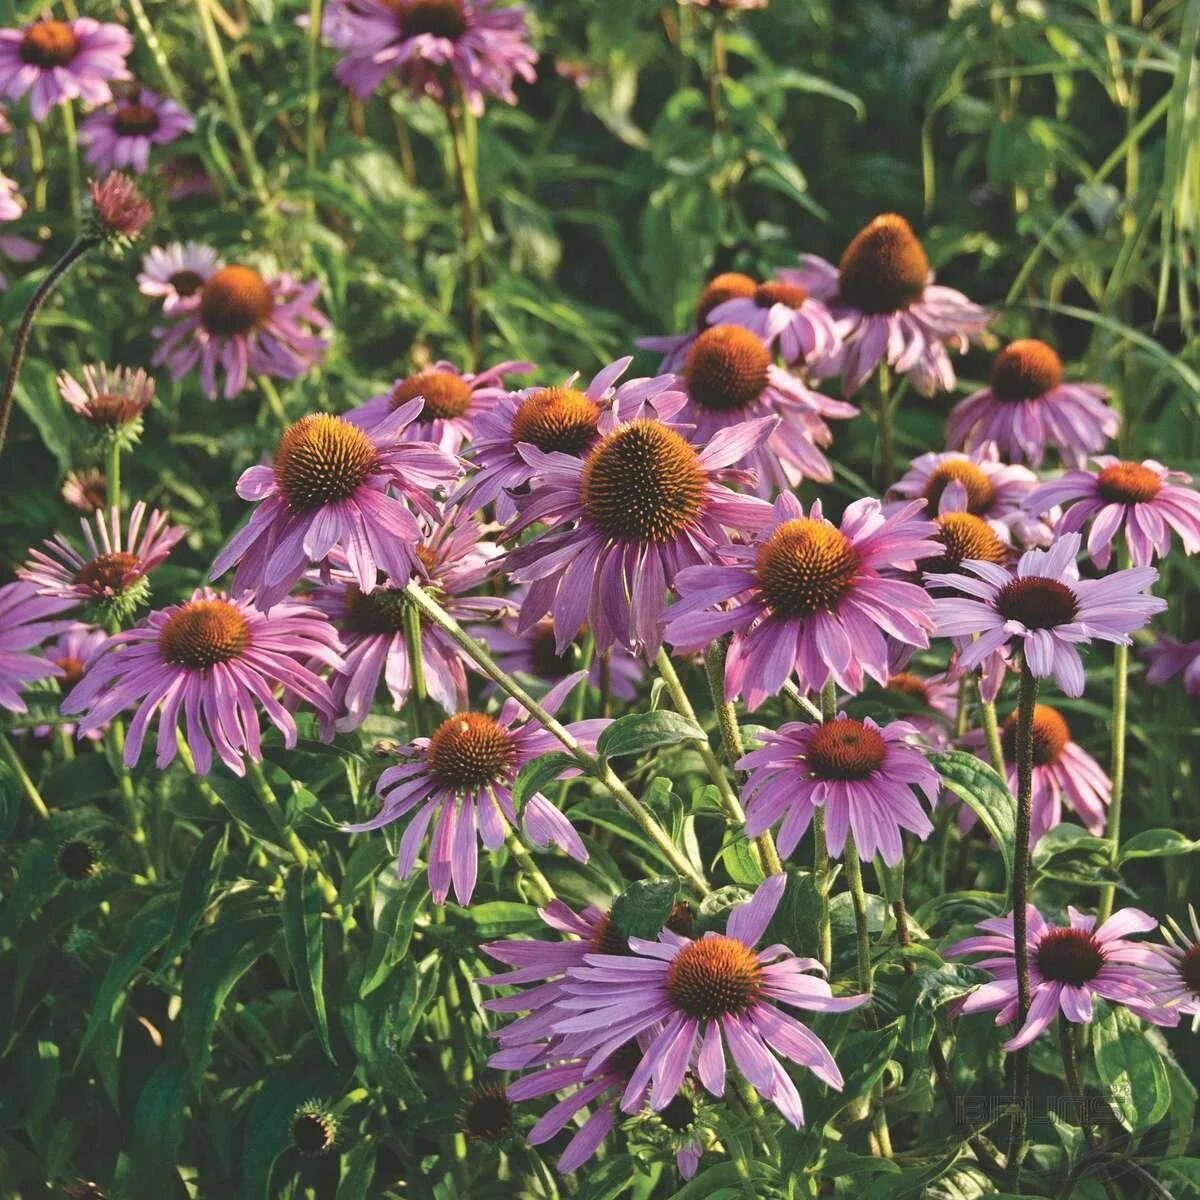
[
  {"left": 610, "top": 878, "right": 680, "bottom": 941},
  {"left": 359, "top": 877, "right": 426, "bottom": 998},
  {"left": 155, "top": 824, "right": 229, "bottom": 977},
  {"left": 282, "top": 865, "right": 335, "bottom": 1062},
  {"left": 116, "top": 1062, "right": 187, "bottom": 1193},
  {"left": 902, "top": 963, "right": 991, "bottom": 1053},
  {"left": 1119, "top": 828, "right": 1200, "bottom": 861},
  {"left": 13, "top": 359, "right": 71, "bottom": 470},
  {"left": 930, "top": 751, "right": 1014, "bottom": 886},
  {"left": 1092, "top": 1001, "right": 1171, "bottom": 1132},
  {"left": 511, "top": 751, "right": 580, "bottom": 807},
  {"left": 335, "top": 1141, "right": 378, "bottom": 1200},
  {"left": 596, "top": 711, "right": 705, "bottom": 760}
]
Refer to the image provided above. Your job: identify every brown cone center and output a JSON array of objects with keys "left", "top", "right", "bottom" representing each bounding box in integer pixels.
[
  {"left": 1096, "top": 462, "right": 1162, "bottom": 504},
  {"left": 401, "top": 0, "right": 467, "bottom": 38},
  {"left": 684, "top": 325, "right": 771, "bottom": 413},
  {"left": 928, "top": 512, "right": 1008, "bottom": 572},
  {"left": 73, "top": 551, "right": 140, "bottom": 593},
  {"left": 924, "top": 460, "right": 996, "bottom": 516},
  {"left": 390, "top": 369, "right": 474, "bottom": 421},
  {"left": 113, "top": 103, "right": 161, "bottom": 137},
  {"left": 990, "top": 340, "right": 1063, "bottom": 401},
  {"left": 199, "top": 265, "right": 275, "bottom": 337},
  {"left": 996, "top": 577, "right": 1078, "bottom": 630},
  {"left": 755, "top": 518, "right": 859, "bottom": 617},
  {"left": 511, "top": 386, "right": 600, "bottom": 456},
  {"left": 666, "top": 935, "right": 763, "bottom": 1019},
  {"left": 20, "top": 20, "right": 78, "bottom": 68},
  {"left": 837, "top": 213, "right": 929, "bottom": 314},
  {"left": 1001, "top": 704, "right": 1070, "bottom": 767},
  {"left": 695, "top": 272, "right": 756, "bottom": 324},
  {"left": 1035, "top": 927, "right": 1105, "bottom": 984},
  {"left": 807, "top": 719, "right": 887, "bottom": 780},
  {"left": 159, "top": 599, "right": 251, "bottom": 668},
  {"left": 274, "top": 414, "right": 379, "bottom": 511},
  {"left": 427, "top": 712, "right": 516, "bottom": 790}
]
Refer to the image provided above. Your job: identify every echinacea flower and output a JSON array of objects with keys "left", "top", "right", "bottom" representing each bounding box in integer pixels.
[
  {"left": 36, "top": 623, "right": 107, "bottom": 740},
  {"left": 62, "top": 589, "right": 344, "bottom": 775},
  {"left": 1147, "top": 907, "right": 1200, "bottom": 1021},
  {"left": 212, "top": 404, "right": 461, "bottom": 609},
  {"left": 152, "top": 262, "right": 329, "bottom": 399},
  {"left": 0, "top": 17, "right": 131, "bottom": 122},
  {"left": 504, "top": 399, "right": 775, "bottom": 655},
  {"left": 309, "top": 506, "right": 505, "bottom": 727},
  {"left": 58, "top": 364, "right": 155, "bottom": 434},
  {"left": 637, "top": 272, "right": 757, "bottom": 373},
  {"left": 1144, "top": 635, "right": 1200, "bottom": 697},
  {"left": 666, "top": 494, "right": 938, "bottom": 706},
  {"left": 947, "top": 905, "right": 1170, "bottom": 1050},
  {"left": 676, "top": 324, "right": 858, "bottom": 494},
  {"left": 343, "top": 673, "right": 602, "bottom": 905},
  {"left": 790, "top": 213, "right": 990, "bottom": 396},
  {"left": 21, "top": 501, "right": 184, "bottom": 610},
  {"left": 138, "top": 241, "right": 219, "bottom": 311},
  {"left": 739, "top": 714, "right": 940, "bottom": 865},
  {"left": 159, "top": 153, "right": 216, "bottom": 201},
  {"left": 0, "top": 227, "right": 39, "bottom": 290},
  {"left": 87, "top": 172, "right": 151, "bottom": 240},
  {"left": 322, "top": 0, "right": 537, "bottom": 113},
  {"left": 345, "top": 357, "right": 531, "bottom": 451},
  {"left": 79, "top": 88, "right": 193, "bottom": 175},
  {"left": 946, "top": 340, "right": 1119, "bottom": 468},
  {"left": 0, "top": 170, "right": 22, "bottom": 221},
  {"left": 961, "top": 703, "right": 1109, "bottom": 843},
  {"left": 550, "top": 874, "right": 867, "bottom": 1126},
  {"left": 0, "top": 581, "right": 75, "bottom": 714},
  {"left": 928, "top": 532, "right": 1166, "bottom": 697},
  {"left": 705, "top": 275, "right": 841, "bottom": 368},
  {"left": 883, "top": 670, "right": 956, "bottom": 748},
  {"left": 1025, "top": 456, "right": 1200, "bottom": 569},
  {"left": 459, "top": 1083, "right": 514, "bottom": 1143},
  {"left": 61, "top": 469, "right": 107, "bottom": 513}
]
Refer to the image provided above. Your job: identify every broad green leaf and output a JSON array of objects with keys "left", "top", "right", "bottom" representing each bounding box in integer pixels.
[
  {"left": 282, "top": 865, "right": 335, "bottom": 1062},
  {"left": 511, "top": 752, "right": 580, "bottom": 807},
  {"left": 359, "top": 878, "right": 426, "bottom": 998},
  {"left": 610, "top": 878, "right": 679, "bottom": 942},
  {"left": 931, "top": 751, "right": 1014, "bottom": 887},
  {"left": 902, "top": 963, "right": 991, "bottom": 1053},
  {"left": 115, "top": 1062, "right": 187, "bottom": 1193},
  {"left": 155, "top": 824, "right": 229, "bottom": 977},
  {"left": 336, "top": 1140, "right": 378, "bottom": 1200},
  {"left": 1119, "top": 828, "right": 1200, "bottom": 861},
  {"left": 596, "top": 710, "right": 706, "bottom": 760},
  {"left": 1092, "top": 1001, "right": 1171, "bottom": 1132}
]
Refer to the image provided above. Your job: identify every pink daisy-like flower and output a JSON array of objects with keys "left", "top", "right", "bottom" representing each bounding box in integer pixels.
[
  {"left": 505, "top": 397, "right": 775, "bottom": 656},
  {"left": 947, "top": 905, "right": 1171, "bottom": 1050},
  {"left": 637, "top": 272, "right": 758, "bottom": 373},
  {"left": 0, "top": 581, "right": 75, "bottom": 714},
  {"left": 344, "top": 672, "right": 603, "bottom": 905},
  {"left": 322, "top": 0, "right": 537, "bottom": 113},
  {"left": 704, "top": 275, "right": 841, "bottom": 368},
  {"left": 738, "top": 714, "right": 940, "bottom": 865},
  {"left": 1025, "top": 456, "right": 1200, "bottom": 569},
  {"left": 138, "top": 242, "right": 219, "bottom": 312},
  {"left": 159, "top": 153, "right": 216, "bottom": 201},
  {"left": 152, "top": 263, "right": 329, "bottom": 399},
  {"left": 0, "top": 17, "right": 131, "bottom": 122},
  {"left": 790, "top": 213, "right": 990, "bottom": 396},
  {"left": 0, "top": 170, "right": 22, "bottom": 221},
  {"left": 928, "top": 532, "right": 1166, "bottom": 698},
  {"left": 78, "top": 88, "right": 193, "bottom": 175},
  {"left": 1144, "top": 635, "right": 1200, "bottom": 697},
  {"left": 309, "top": 506, "right": 505, "bottom": 727},
  {"left": 665, "top": 494, "right": 938, "bottom": 706},
  {"left": 62, "top": 588, "right": 344, "bottom": 776},
  {"left": 57, "top": 364, "right": 155, "bottom": 431},
  {"left": 961, "top": 703, "right": 1109, "bottom": 843},
  {"left": 21, "top": 501, "right": 184, "bottom": 607},
  {"left": 947, "top": 340, "right": 1119, "bottom": 468},
  {"left": 345, "top": 357, "right": 532, "bottom": 452},
  {"left": 1146, "top": 908, "right": 1200, "bottom": 1021},
  {"left": 88, "top": 171, "right": 151, "bottom": 239},
  {"left": 211, "top": 404, "right": 461, "bottom": 610},
  {"left": 36, "top": 623, "right": 107, "bottom": 740},
  {"left": 0, "top": 228, "right": 39, "bottom": 291},
  {"left": 61, "top": 469, "right": 107, "bottom": 514},
  {"left": 549, "top": 874, "right": 867, "bottom": 1127},
  {"left": 887, "top": 442, "right": 1052, "bottom": 549},
  {"left": 883, "top": 670, "right": 956, "bottom": 749},
  {"left": 675, "top": 324, "right": 858, "bottom": 494}
]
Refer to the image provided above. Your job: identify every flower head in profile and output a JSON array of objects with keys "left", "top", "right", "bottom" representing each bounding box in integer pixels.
[
  {"left": 344, "top": 673, "right": 603, "bottom": 905},
  {"left": 947, "top": 905, "right": 1172, "bottom": 1049},
  {"left": 62, "top": 589, "right": 344, "bottom": 776},
  {"left": 212, "top": 404, "right": 461, "bottom": 610},
  {"left": 0, "top": 17, "right": 131, "bottom": 121},
  {"left": 21, "top": 501, "right": 184, "bottom": 616},
  {"left": 346, "top": 357, "right": 531, "bottom": 452},
  {"left": 0, "top": 581, "right": 75, "bottom": 714},
  {"left": 309, "top": 505, "right": 505, "bottom": 727},
  {"left": 88, "top": 172, "right": 152, "bottom": 242},
  {"left": 676, "top": 324, "right": 858, "bottom": 494},
  {"left": 550, "top": 875, "right": 867, "bottom": 1127},
  {"left": 666, "top": 494, "right": 938, "bottom": 706},
  {"left": 1144, "top": 635, "right": 1200, "bottom": 697},
  {"left": 38, "top": 623, "right": 107, "bottom": 740},
  {"left": 791, "top": 213, "right": 990, "bottom": 396},
  {"left": 1146, "top": 907, "right": 1200, "bottom": 1022},
  {"left": 138, "top": 242, "right": 219, "bottom": 312},
  {"left": 152, "top": 262, "right": 329, "bottom": 399},
  {"left": 505, "top": 398, "right": 775, "bottom": 656},
  {"left": 637, "top": 272, "right": 757, "bottom": 373},
  {"left": 739, "top": 714, "right": 939, "bottom": 865},
  {"left": 58, "top": 364, "right": 155, "bottom": 443},
  {"left": 883, "top": 670, "right": 956, "bottom": 748},
  {"left": 947, "top": 340, "right": 1119, "bottom": 468},
  {"left": 929, "top": 532, "right": 1166, "bottom": 697},
  {"left": 705, "top": 273, "right": 841, "bottom": 369},
  {"left": 62, "top": 469, "right": 107, "bottom": 513},
  {"left": 1026, "top": 456, "right": 1200, "bottom": 569},
  {"left": 322, "top": 0, "right": 537, "bottom": 113},
  {"left": 79, "top": 88, "right": 193, "bottom": 175}
]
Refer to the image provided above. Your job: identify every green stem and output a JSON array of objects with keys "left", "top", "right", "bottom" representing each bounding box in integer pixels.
[
  {"left": 444, "top": 100, "right": 481, "bottom": 368},
  {"left": 27, "top": 123, "right": 46, "bottom": 211},
  {"left": 109, "top": 718, "right": 154, "bottom": 880},
  {"left": 1097, "top": 551, "right": 1131, "bottom": 922},
  {"left": 978, "top": 687, "right": 1007, "bottom": 783},
  {"left": 506, "top": 834, "right": 555, "bottom": 906},
  {"left": 402, "top": 598, "right": 431, "bottom": 737},
  {"left": 402, "top": 581, "right": 709, "bottom": 895},
  {"left": 258, "top": 375, "right": 288, "bottom": 427},
  {"left": 708, "top": 16, "right": 728, "bottom": 133},
  {"left": 843, "top": 835, "right": 873, "bottom": 1001},
  {"left": 106, "top": 437, "right": 122, "bottom": 516},
  {"left": 60, "top": 102, "right": 79, "bottom": 234},
  {"left": 0, "top": 732, "right": 49, "bottom": 820},
  {"left": 304, "top": 0, "right": 324, "bottom": 174},
  {"left": 1058, "top": 1018, "right": 1120, "bottom": 1200},
  {"left": 874, "top": 363, "right": 894, "bottom": 492},
  {"left": 782, "top": 679, "right": 824, "bottom": 722},
  {"left": 813, "top": 680, "right": 837, "bottom": 972},
  {"left": 126, "top": 0, "right": 187, "bottom": 103}
]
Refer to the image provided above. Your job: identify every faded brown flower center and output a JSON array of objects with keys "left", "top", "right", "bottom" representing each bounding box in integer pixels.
[
  {"left": 511, "top": 386, "right": 600, "bottom": 456},
  {"left": 1001, "top": 704, "right": 1070, "bottom": 767},
  {"left": 427, "top": 712, "right": 516, "bottom": 790},
  {"left": 274, "top": 414, "right": 379, "bottom": 511},
  {"left": 21, "top": 20, "right": 78, "bottom": 68},
  {"left": 755, "top": 518, "right": 859, "bottom": 617},
  {"left": 837, "top": 213, "right": 929, "bottom": 314},
  {"left": 73, "top": 551, "right": 140, "bottom": 593},
  {"left": 56, "top": 838, "right": 99, "bottom": 880},
  {"left": 695, "top": 272, "right": 756, "bottom": 324},
  {"left": 159, "top": 599, "right": 251, "bottom": 668},
  {"left": 807, "top": 720, "right": 887, "bottom": 780},
  {"left": 1096, "top": 462, "right": 1162, "bottom": 505},
  {"left": 460, "top": 1085, "right": 513, "bottom": 1142},
  {"left": 1180, "top": 944, "right": 1200, "bottom": 997},
  {"left": 666, "top": 935, "right": 763, "bottom": 1019},
  {"left": 990, "top": 339, "right": 1063, "bottom": 401},
  {"left": 290, "top": 1111, "right": 336, "bottom": 1157},
  {"left": 84, "top": 392, "right": 145, "bottom": 427},
  {"left": 684, "top": 324, "right": 771, "bottom": 413},
  {"left": 996, "top": 578, "right": 1078, "bottom": 630},
  {"left": 887, "top": 672, "right": 930, "bottom": 705},
  {"left": 54, "top": 656, "right": 87, "bottom": 690},
  {"left": 342, "top": 584, "right": 410, "bottom": 635},
  {"left": 1035, "top": 927, "right": 1104, "bottom": 984},
  {"left": 928, "top": 512, "right": 1008, "bottom": 573},
  {"left": 169, "top": 269, "right": 206, "bottom": 298},
  {"left": 400, "top": 0, "right": 467, "bottom": 38},
  {"left": 390, "top": 369, "right": 473, "bottom": 421},
  {"left": 755, "top": 281, "right": 808, "bottom": 308},
  {"left": 199, "top": 265, "right": 275, "bottom": 337},
  {"left": 113, "top": 103, "right": 161, "bottom": 137},
  {"left": 924, "top": 460, "right": 996, "bottom": 516}
]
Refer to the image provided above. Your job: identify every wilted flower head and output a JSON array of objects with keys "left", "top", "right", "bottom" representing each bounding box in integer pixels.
[
  {"left": 459, "top": 1083, "right": 514, "bottom": 1142},
  {"left": 88, "top": 172, "right": 152, "bottom": 241},
  {"left": 62, "top": 469, "right": 107, "bottom": 514},
  {"left": 58, "top": 364, "right": 155, "bottom": 438},
  {"left": 79, "top": 88, "right": 194, "bottom": 175}
]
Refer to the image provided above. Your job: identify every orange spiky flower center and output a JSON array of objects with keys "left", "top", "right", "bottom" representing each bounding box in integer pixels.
[
  {"left": 1096, "top": 462, "right": 1162, "bottom": 505},
  {"left": 837, "top": 213, "right": 929, "bottom": 314},
  {"left": 806, "top": 719, "right": 887, "bottom": 780},
  {"left": 390, "top": 369, "right": 474, "bottom": 420},
  {"left": 755, "top": 281, "right": 807, "bottom": 308},
  {"left": 695, "top": 272, "right": 756, "bottom": 324},
  {"left": 159, "top": 598, "right": 251, "bottom": 668},
  {"left": 426, "top": 712, "right": 516, "bottom": 790},
  {"left": 684, "top": 324, "right": 771, "bottom": 413},
  {"left": 924, "top": 460, "right": 996, "bottom": 516},
  {"left": 511, "top": 386, "right": 601, "bottom": 456},
  {"left": 990, "top": 339, "right": 1063, "bottom": 401},
  {"left": 73, "top": 551, "right": 140, "bottom": 593},
  {"left": 755, "top": 518, "right": 859, "bottom": 617},
  {"left": 928, "top": 512, "right": 1008, "bottom": 572},
  {"left": 199, "top": 265, "right": 275, "bottom": 337},
  {"left": 21, "top": 20, "right": 78, "bottom": 68},
  {"left": 274, "top": 414, "right": 379, "bottom": 511},
  {"left": 1001, "top": 703, "right": 1070, "bottom": 767},
  {"left": 666, "top": 935, "right": 764, "bottom": 1019},
  {"left": 996, "top": 577, "right": 1078, "bottom": 630}
]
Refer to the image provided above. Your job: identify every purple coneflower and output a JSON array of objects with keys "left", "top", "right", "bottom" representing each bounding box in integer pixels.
[
  {"left": 62, "top": 589, "right": 343, "bottom": 775},
  {"left": 0, "top": 17, "right": 131, "bottom": 122},
  {"left": 637, "top": 272, "right": 757, "bottom": 373},
  {"left": 884, "top": 670, "right": 956, "bottom": 749},
  {"left": 58, "top": 364, "right": 155, "bottom": 434},
  {"left": 345, "top": 357, "right": 531, "bottom": 452},
  {"left": 21, "top": 501, "right": 184, "bottom": 609},
  {"left": 79, "top": 88, "right": 193, "bottom": 175},
  {"left": 0, "top": 581, "right": 75, "bottom": 714},
  {"left": 550, "top": 874, "right": 867, "bottom": 1126},
  {"left": 1144, "top": 635, "right": 1200, "bottom": 697},
  {"left": 344, "top": 673, "right": 601, "bottom": 905},
  {"left": 37, "top": 623, "right": 107, "bottom": 740},
  {"left": 309, "top": 507, "right": 505, "bottom": 727},
  {"left": 1025, "top": 456, "right": 1200, "bottom": 569},
  {"left": 676, "top": 324, "right": 858, "bottom": 494},
  {"left": 666, "top": 494, "right": 938, "bottom": 706},
  {"left": 0, "top": 228, "right": 38, "bottom": 291},
  {"left": 947, "top": 905, "right": 1170, "bottom": 1049},
  {"left": 790, "top": 213, "right": 990, "bottom": 396},
  {"left": 702, "top": 275, "right": 841, "bottom": 368},
  {"left": 0, "top": 170, "right": 22, "bottom": 221},
  {"left": 1147, "top": 908, "right": 1200, "bottom": 1022},
  {"left": 928, "top": 532, "right": 1166, "bottom": 697},
  {"left": 211, "top": 404, "right": 461, "bottom": 609},
  {"left": 159, "top": 153, "right": 216, "bottom": 201},
  {"left": 138, "top": 242, "right": 219, "bottom": 312},
  {"left": 62, "top": 469, "right": 107, "bottom": 513},
  {"left": 152, "top": 262, "right": 329, "bottom": 399},
  {"left": 505, "top": 399, "right": 775, "bottom": 656},
  {"left": 738, "top": 714, "right": 939, "bottom": 865},
  {"left": 947, "top": 340, "right": 1119, "bottom": 468},
  {"left": 322, "top": 0, "right": 537, "bottom": 113}
]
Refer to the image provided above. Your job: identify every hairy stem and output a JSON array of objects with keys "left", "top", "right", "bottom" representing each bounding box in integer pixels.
[{"left": 0, "top": 732, "right": 49, "bottom": 820}]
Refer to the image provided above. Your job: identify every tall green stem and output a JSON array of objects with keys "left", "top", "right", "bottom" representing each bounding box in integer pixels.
[
  {"left": 813, "top": 680, "right": 837, "bottom": 972},
  {"left": 60, "top": 102, "right": 80, "bottom": 234},
  {"left": 1097, "top": 551, "right": 1131, "bottom": 922},
  {"left": 977, "top": 683, "right": 1007, "bottom": 782},
  {"left": 843, "top": 835, "right": 873, "bottom": 999},
  {"left": 106, "top": 437, "right": 122, "bottom": 516},
  {"left": 304, "top": 0, "right": 324, "bottom": 174},
  {"left": 506, "top": 834, "right": 555, "bottom": 906},
  {"left": 873, "top": 363, "right": 894, "bottom": 492},
  {"left": 127, "top": 0, "right": 186, "bottom": 103},
  {"left": 1058, "top": 1017, "right": 1120, "bottom": 1200},
  {"left": 707, "top": 16, "right": 728, "bottom": 132},
  {"left": 444, "top": 101, "right": 481, "bottom": 368},
  {"left": 108, "top": 718, "right": 154, "bottom": 880},
  {"left": 0, "top": 732, "right": 49, "bottom": 820}
]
